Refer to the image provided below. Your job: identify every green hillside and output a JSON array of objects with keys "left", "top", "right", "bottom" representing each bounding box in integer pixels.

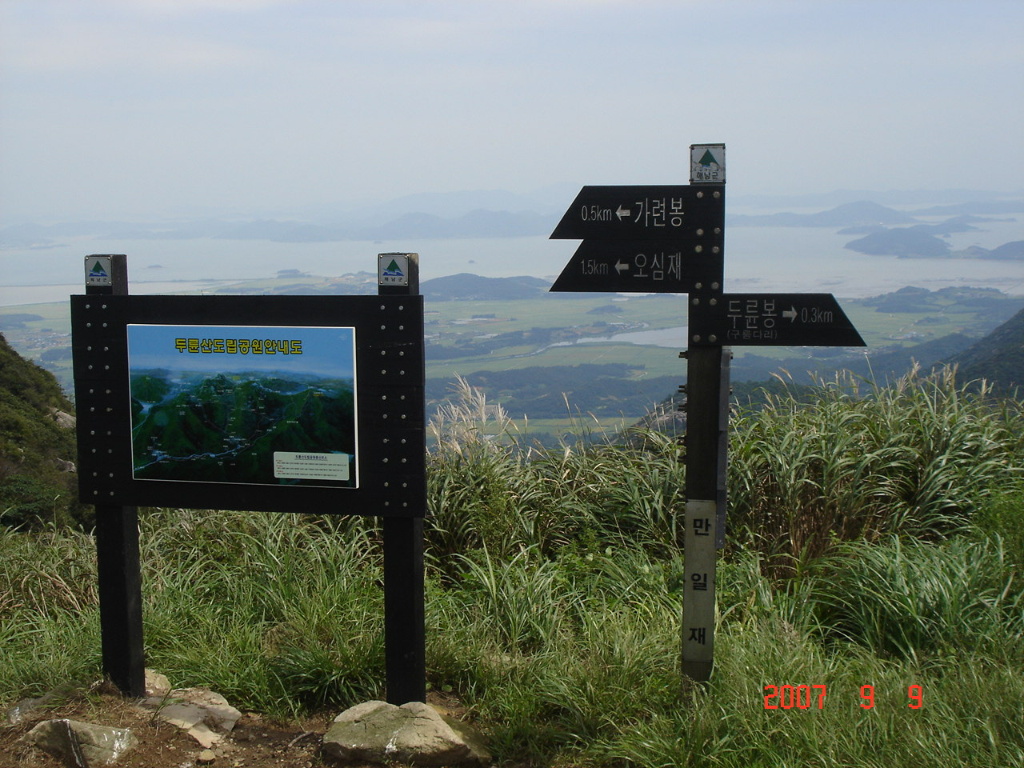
[
  {"left": 944, "top": 307, "right": 1024, "bottom": 394},
  {"left": 0, "top": 332, "right": 83, "bottom": 528}
]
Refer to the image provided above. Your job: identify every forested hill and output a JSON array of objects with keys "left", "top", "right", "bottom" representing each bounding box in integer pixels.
[
  {"left": 944, "top": 307, "right": 1024, "bottom": 394},
  {"left": 420, "top": 273, "right": 550, "bottom": 301},
  {"left": 0, "top": 333, "right": 82, "bottom": 528}
]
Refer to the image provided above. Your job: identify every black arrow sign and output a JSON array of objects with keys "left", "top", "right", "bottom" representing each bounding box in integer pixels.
[
  {"left": 551, "top": 185, "right": 725, "bottom": 240},
  {"left": 689, "top": 293, "right": 865, "bottom": 347},
  {"left": 550, "top": 241, "right": 723, "bottom": 293}
]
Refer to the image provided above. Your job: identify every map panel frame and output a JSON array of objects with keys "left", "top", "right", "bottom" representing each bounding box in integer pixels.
[{"left": 71, "top": 294, "right": 425, "bottom": 517}]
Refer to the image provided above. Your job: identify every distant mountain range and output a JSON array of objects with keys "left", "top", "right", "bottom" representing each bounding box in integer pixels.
[
  {"left": 3, "top": 191, "right": 1020, "bottom": 248},
  {"left": 0, "top": 210, "right": 557, "bottom": 247},
  {"left": 728, "top": 200, "right": 918, "bottom": 227},
  {"left": 729, "top": 199, "right": 1024, "bottom": 227},
  {"left": 725, "top": 198, "right": 1024, "bottom": 259},
  {"left": 844, "top": 230, "right": 1024, "bottom": 260},
  {"left": 729, "top": 189, "right": 1024, "bottom": 210},
  {"left": 420, "top": 273, "right": 550, "bottom": 301}
]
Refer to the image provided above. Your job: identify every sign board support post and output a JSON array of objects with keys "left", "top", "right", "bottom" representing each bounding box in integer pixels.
[
  {"left": 84, "top": 254, "right": 146, "bottom": 697},
  {"left": 680, "top": 145, "right": 727, "bottom": 685},
  {"left": 716, "top": 349, "right": 731, "bottom": 551},
  {"left": 378, "top": 253, "right": 427, "bottom": 705},
  {"left": 681, "top": 343, "right": 723, "bottom": 684}
]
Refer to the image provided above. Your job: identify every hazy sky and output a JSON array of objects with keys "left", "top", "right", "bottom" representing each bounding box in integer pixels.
[{"left": 1, "top": 0, "right": 1021, "bottom": 222}]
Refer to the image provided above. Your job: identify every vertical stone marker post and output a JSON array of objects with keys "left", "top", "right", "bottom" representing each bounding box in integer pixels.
[
  {"left": 378, "top": 253, "right": 427, "bottom": 705},
  {"left": 80, "top": 254, "right": 146, "bottom": 697}
]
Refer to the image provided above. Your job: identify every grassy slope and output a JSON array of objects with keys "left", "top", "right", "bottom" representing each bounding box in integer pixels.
[{"left": 2, "top": 371, "right": 1023, "bottom": 767}]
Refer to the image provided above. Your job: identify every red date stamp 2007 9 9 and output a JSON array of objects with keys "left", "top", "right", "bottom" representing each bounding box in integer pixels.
[{"left": 763, "top": 685, "right": 923, "bottom": 710}]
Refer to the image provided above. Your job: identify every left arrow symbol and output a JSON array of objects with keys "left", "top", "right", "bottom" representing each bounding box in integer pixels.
[
  {"left": 614, "top": 260, "right": 629, "bottom": 275},
  {"left": 616, "top": 205, "right": 631, "bottom": 220}
]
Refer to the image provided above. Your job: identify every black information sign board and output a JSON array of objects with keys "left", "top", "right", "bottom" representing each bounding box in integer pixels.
[
  {"left": 72, "top": 294, "right": 425, "bottom": 516},
  {"left": 688, "top": 293, "right": 865, "bottom": 347}
]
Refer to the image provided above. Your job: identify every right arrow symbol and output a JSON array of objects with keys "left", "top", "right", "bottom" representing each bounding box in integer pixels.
[{"left": 783, "top": 306, "right": 798, "bottom": 322}]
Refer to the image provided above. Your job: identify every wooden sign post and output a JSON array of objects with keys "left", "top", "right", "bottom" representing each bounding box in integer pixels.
[
  {"left": 550, "top": 144, "right": 865, "bottom": 683},
  {"left": 378, "top": 253, "right": 427, "bottom": 705},
  {"left": 82, "top": 254, "right": 146, "bottom": 697}
]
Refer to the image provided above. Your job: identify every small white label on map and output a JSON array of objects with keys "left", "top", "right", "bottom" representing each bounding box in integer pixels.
[{"left": 274, "top": 452, "right": 350, "bottom": 481}]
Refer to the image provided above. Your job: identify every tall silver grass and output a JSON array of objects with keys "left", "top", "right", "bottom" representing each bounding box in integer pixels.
[{"left": 729, "top": 366, "right": 1023, "bottom": 577}]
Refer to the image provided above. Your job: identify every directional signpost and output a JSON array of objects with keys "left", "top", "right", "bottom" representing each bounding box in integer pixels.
[
  {"left": 550, "top": 185, "right": 725, "bottom": 294},
  {"left": 550, "top": 241, "right": 723, "bottom": 294},
  {"left": 550, "top": 185, "right": 726, "bottom": 240},
  {"left": 689, "top": 293, "right": 864, "bottom": 347},
  {"left": 550, "top": 144, "right": 865, "bottom": 685}
]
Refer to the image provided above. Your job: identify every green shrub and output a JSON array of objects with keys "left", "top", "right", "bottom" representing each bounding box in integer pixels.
[
  {"left": 729, "top": 367, "right": 1023, "bottom": 576},
  {"left": 971, "top": 487, "right": 1024, "bottom": 567},
  {"left": 808, "top": 535, "right": 1024, "bottom": 662}
]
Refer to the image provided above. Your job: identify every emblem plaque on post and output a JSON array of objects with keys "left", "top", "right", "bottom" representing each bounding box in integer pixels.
[
  {"left": 690, "top": 144, "right": 726, "bottom": 184},
  {"left": 379, "top": 253, "right": 411, "bottom": 287},
  {"left": 85, "top": 256, "right": 113, "bottom": 287}
]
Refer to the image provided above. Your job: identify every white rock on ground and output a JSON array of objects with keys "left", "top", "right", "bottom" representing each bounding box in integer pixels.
[
  {"left": 322, "top": 700, "right": 490, "bottom": 766},
  {"left": 20, "top": 718, "right": 137, "bottom": 767},
  {"left": 144, "top": 669, "right": 172, "bottom": 698},
  {"left": 139, "top": 687, "right": 242, "bottom": 749}
]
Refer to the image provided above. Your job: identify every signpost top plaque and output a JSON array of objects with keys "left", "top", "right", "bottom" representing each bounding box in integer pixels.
[
  {"left": 379, "top": 252, "right": 411, "bottom": 287},
  {"left": 690, "top": 144, "right": 725, "bottom": 184},
  {"left": 85, "top": 256, "right": 113, "bottom": 287}
]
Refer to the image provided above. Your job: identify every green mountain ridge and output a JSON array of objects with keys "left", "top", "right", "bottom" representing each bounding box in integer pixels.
[
  {"left": 0, "top": 332, "right": 82, "bottom": 527},
  {"left": 943, "top": 307, "right": 1024, "bottom": 394},
  {"left": 420, "top": 273, "right": 550, "bottom": 301}
]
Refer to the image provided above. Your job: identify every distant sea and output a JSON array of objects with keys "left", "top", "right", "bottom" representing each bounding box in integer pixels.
[{"left": 2, "top": 219, "right": 1023, "bottom": 306}]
